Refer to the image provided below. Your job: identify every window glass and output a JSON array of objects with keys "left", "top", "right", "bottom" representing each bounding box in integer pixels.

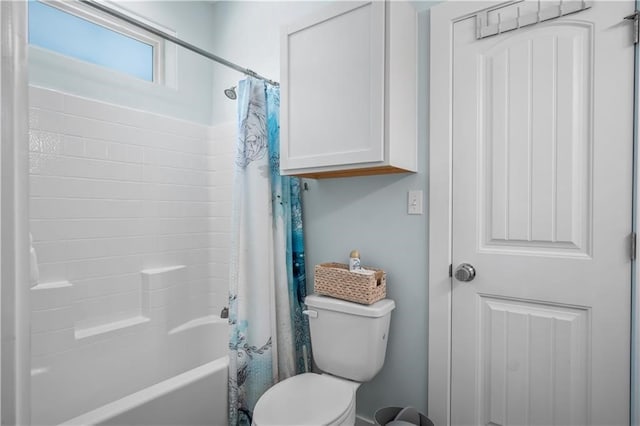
[{"left": 28, "top": 1, "right": 154, "bottom": 81}]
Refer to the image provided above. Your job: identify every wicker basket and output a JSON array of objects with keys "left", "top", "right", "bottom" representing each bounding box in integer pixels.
[{"left": 314, "top": 262, "right": 386, "bottom": 305}]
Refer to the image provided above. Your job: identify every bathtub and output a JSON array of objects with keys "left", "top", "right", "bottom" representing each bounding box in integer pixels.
[
  {"left": 60, "top": 357, "right": 228, "bottom": 426},
  {"left": 32, "top": 313, "right": 229, "bottom": 426}
]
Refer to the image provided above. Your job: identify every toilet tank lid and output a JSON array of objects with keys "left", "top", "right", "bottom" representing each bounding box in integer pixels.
[{"left": 305, "top": 294, "right": 395, "bottom": 317}]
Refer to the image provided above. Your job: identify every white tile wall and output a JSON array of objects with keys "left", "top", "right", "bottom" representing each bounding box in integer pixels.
[{"left": 29, "top": 86, "right": 235, "bottom": 424}]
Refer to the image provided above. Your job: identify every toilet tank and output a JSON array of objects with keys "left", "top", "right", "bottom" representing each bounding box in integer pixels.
[{"left": 304, "top": 294, "right": 395, "bottom": 382}]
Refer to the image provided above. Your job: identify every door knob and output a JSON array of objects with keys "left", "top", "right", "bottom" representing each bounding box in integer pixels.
[{"left": 454, "top": 263, "right": 476, "bottom": 282}]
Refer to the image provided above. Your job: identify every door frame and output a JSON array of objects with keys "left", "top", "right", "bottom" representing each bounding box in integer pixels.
[
  {"left": 633, "top": 2, "right": 640, "bottom": 425},
  {"left": 0, "top": 1, "right": 31, "bottom": 424},
  {"left": 428, "top": 3, "right": 510, "bottom": 424},
  {"left": 427, "top": 1, "right": 638, "bottom": 425}
]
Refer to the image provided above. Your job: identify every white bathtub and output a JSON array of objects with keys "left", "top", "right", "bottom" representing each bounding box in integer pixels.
[
  {"left": 31, "top": 313, "right": 229, "bottom": 426},
  {"left": 60, "top": 357, "right": 228, "bottom": 426}
]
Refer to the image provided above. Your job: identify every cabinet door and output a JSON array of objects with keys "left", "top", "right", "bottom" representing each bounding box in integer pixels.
[{"left": 281, "top": 1, "right": 385, "bottom": 171}]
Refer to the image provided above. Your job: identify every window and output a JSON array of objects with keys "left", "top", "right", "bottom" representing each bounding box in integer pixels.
[{"left": 28, "top": 0, "right": 164, "bottom": 83}]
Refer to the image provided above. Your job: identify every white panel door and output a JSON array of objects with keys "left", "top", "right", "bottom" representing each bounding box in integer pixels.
[{"left": 451, "top": 2, "right": 633, "bottom": 425}]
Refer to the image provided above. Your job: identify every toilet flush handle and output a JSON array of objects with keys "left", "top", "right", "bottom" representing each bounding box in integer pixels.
[{"left": 302, "top": 310, "right": 318, "bottom": 319}]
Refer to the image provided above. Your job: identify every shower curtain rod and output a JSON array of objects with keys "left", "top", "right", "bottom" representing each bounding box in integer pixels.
[{"left": 79, "top": 0, "right": 279, "bottom": 87}]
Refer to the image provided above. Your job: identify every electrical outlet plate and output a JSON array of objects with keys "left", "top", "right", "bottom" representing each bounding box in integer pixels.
[{"left": 408, "top": 190, "right": 423, "bottom": 215}]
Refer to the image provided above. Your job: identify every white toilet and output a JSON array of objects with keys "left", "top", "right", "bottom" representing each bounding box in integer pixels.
[{"left": 252, "top": 294, "right": 395, "bottom": 426}]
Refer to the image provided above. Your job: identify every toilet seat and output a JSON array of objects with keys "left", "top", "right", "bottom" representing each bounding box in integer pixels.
[{"left": 253, "top": 373, "right": 355, "bottom": 426}]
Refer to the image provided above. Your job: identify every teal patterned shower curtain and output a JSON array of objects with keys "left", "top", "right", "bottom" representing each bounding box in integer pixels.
[{"left": 228, "top": 77, "right": 312, "bottom": 426}]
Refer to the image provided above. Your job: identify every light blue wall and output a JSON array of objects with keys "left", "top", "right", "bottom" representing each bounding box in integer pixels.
[
  {"left": 304, "top": 10, "right": 431, "bottom": 419},
  {"left": 28, "top": 1, "right": 217, "bottom": 124},
  {"left": 209, "top": 1, "right": 435, "bottom": 419},
  {"left": 208, "top": 1, "right": 328, "bottom": 125}
]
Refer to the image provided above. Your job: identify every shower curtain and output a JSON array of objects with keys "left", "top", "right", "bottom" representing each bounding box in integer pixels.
[{"left": 228, "top": 77, "right": 312, "bottom": 426}]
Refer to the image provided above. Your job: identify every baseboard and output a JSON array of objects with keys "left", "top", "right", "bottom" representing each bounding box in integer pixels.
[{"left": 355, "top": 414, "right": 375, "bottom": 425}]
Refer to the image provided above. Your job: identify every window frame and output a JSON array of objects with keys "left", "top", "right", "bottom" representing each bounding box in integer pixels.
[{"left": 32, "top": 0, "right": 172, "bottom": 85}]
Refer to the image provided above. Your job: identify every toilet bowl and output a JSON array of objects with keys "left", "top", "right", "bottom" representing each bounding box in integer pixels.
[
  {"left": 252, "top": 294, "right": 395, "bottom": 426},
  {"left": 252, "top": 373, "right": 359, "bottom": 426}
]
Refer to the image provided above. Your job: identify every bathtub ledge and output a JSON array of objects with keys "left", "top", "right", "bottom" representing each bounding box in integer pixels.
[
  {"left": 168, "top": 314, "right": 228, "bottom": 335},
  {"left": 75, "top": 315, "right": 150, "bottom": 340}
]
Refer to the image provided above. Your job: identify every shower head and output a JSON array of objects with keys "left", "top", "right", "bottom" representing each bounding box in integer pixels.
[{"left": 224, "top": 86, "right": 237, "bottom": 100}]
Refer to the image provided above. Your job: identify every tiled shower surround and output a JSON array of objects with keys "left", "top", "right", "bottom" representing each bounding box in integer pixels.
[{"left": 28, "top": 86, "right": 234, "bottom": 424}]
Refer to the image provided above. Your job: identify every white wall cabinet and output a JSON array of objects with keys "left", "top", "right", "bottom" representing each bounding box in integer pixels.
[{"left": 280, "top": 1, "right": 417, "bottom": 178}]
